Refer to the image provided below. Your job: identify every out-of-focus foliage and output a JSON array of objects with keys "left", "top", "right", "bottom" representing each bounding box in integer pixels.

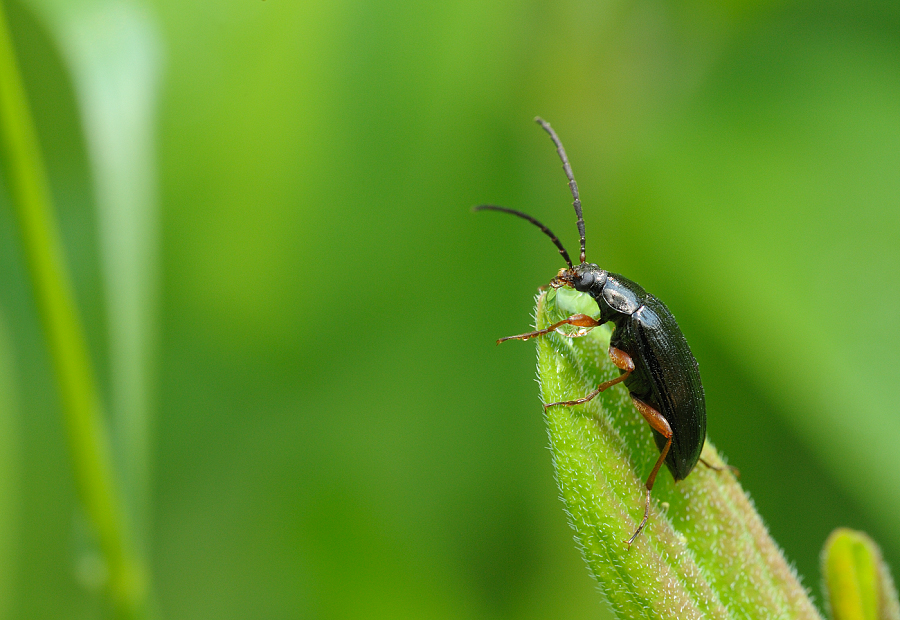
[
  {"left": 822, "top": 528, "right": 900, "bottom": 620},
  {"left": 0, "top": 313, "right": 17, "bottom": 618},
  {"left": 0, "top": 0, "right": 898, "bottom": 618}
]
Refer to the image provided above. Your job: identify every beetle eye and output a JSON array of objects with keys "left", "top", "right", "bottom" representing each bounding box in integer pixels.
[{"left": 575, "top": 271, "right": 594, "bottom": 290}]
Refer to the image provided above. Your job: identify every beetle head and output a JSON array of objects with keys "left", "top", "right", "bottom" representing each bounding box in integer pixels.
[{"left": 552, "top": 263, "right": 607, "bottom": 292}]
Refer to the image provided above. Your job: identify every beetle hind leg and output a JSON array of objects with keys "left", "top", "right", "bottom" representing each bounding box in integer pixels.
[
  {"left": 625, "top": 395, "right": 673, "bottom": 546},
  {"left": 699, "top": 457, "right": 740, "bottom": 477}
]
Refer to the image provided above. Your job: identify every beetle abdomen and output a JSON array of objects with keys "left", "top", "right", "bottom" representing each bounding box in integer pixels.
[{"left": 609, "top": 289, "right": 706, "bottom": 481}]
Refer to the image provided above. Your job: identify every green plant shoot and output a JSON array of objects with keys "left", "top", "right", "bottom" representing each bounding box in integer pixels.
[{"left": 536, "top": 286, "right": 822, "bottom": 619}]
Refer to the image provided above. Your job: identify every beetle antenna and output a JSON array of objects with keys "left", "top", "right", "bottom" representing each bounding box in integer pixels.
[
  {"left": 473, "top": 205, "right": 574, "bottom": 269},
  {"left": 534, "top": 117, "right": 586, "bottom": 264}
]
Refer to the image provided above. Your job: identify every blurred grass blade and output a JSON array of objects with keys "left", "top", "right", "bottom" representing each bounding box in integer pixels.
[
  {"left": 0, "top": 2, "right": 147, "bottom": 616},
  {"left": 822, "top": 528, "right": 900, "bottom": 620},
  {"left": 0, "top": 308, "right": 19, "bottom": 617},
  {"left": 24, "top": 0, "right": 162, "bottom": 548},
  {"left": 536, "top": 287, "right": 822, "bottom": 619}
]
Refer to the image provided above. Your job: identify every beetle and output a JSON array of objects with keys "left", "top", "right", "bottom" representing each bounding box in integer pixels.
[{"left": 476, "top": 117, "right": 725, "bottom": 544}]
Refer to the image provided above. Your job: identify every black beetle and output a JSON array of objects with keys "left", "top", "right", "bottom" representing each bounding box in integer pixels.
[{"left": 476, "top": 117, "right": 724, "bottom": 544}]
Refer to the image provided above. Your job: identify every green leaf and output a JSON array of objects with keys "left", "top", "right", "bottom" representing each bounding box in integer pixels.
[
  {"left": 536, "top": 287, "right": 822, "bottom": 619},
  {"left": 0, "top": 308, "right": 19, "bottom": 617},
  {"left": 24, "top": 0, "right": 163, "bottom": 550},
  {"left": 821, "top": 528, "right": 900, "bottom": 620},
  {"left": 0, "top": 3, "right": 150, "bottom": 616}
]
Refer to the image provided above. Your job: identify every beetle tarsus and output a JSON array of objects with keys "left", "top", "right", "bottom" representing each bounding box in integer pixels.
[
  {"left": 625, "top": 488, "right": 652, "bottom": 546},
  {"left": 699, "top": 457, "right": 740, "bottom": 477}
]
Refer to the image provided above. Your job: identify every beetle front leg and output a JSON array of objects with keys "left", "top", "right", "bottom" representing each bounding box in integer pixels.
[
  {"left": 497, "top": 313, "right": 600, "bottom": 344},
  {"left": 544, "top": 346, "right": 634, "bottom": 409}
]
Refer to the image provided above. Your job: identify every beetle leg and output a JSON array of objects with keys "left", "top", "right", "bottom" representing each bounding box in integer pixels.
[
  {"left": 497, "top": 313, "right": 600, "bottom": 344},
  {"left": 699, "top": 457, "right": 740, "bottom": 477},
  {"left": 544, "top": 347, "right": 634, "bottom": 409},
  {"left": 625, "top": 395, "right": 673, "bottom": 545}
]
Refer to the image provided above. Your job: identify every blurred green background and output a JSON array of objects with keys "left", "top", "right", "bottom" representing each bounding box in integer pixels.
[{"left": 0, "top": 0, "right": 898, "bottom": 617}]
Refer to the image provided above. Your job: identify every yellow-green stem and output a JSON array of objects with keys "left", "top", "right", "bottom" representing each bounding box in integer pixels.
[{"left": 0, "top": 2, "right": 146, "bottom": 616}]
